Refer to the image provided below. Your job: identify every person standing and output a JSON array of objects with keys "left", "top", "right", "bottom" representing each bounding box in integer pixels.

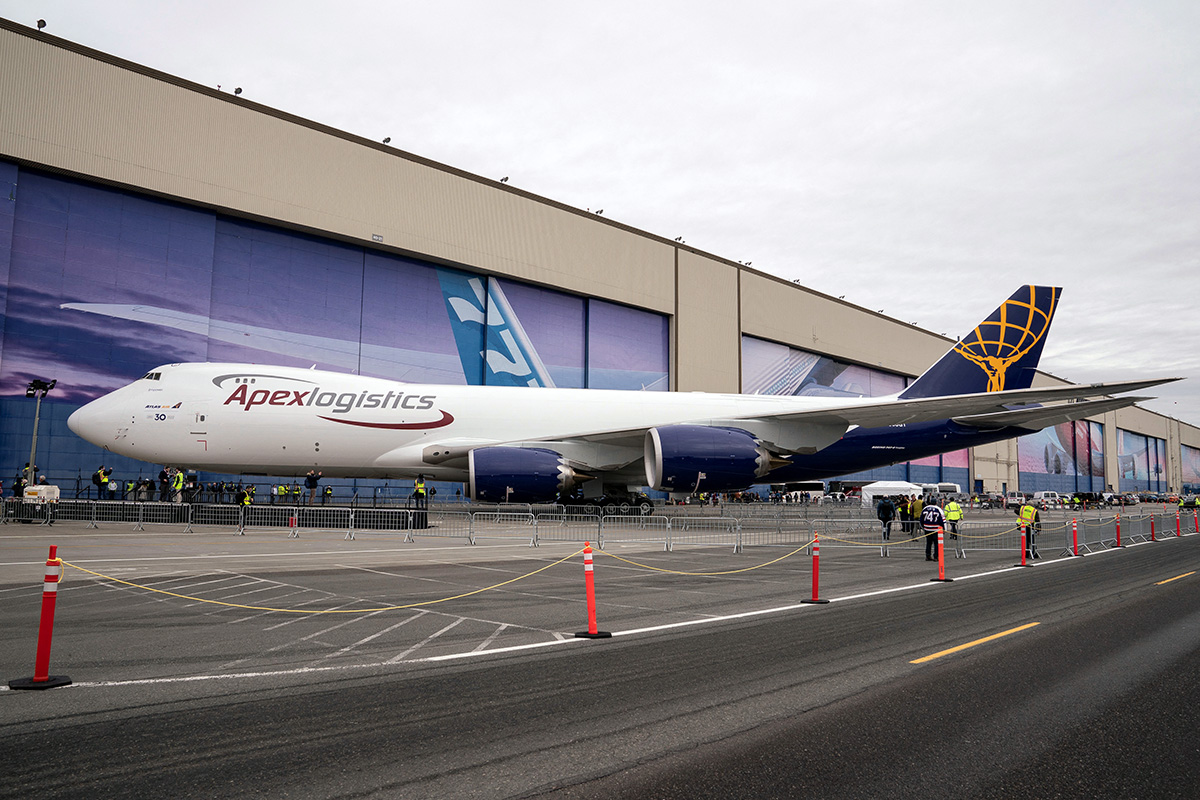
[
  {"left": 920, "top": 496, "right": 946, "bottom": 561},
  {"left": 305, "top": 470, "right": 322, "bottom": 505},
  {"left": 413, "top": 474, "right": 428, "bottom": 529},
  {"left": 1017, "top": 501, "right": 1041, "bottom": 559},
  {"left": 944, "top": 496, "right": 964, "bottom": 539},
  {"left": 876, "top": 495, "right": 896, "bottom": 541}
]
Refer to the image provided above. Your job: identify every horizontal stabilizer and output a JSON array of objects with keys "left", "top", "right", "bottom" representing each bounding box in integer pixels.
[
  {"left": 757, "top": 377, "right": 1181, "bottom": 430},
  {"left": 951, "top": 396, "right": 1152, "bottom": 431}
]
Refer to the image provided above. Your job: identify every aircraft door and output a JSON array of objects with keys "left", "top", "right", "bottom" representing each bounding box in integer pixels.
[{"left": 190, "top": 401, "right": 211, "bottom": 455}]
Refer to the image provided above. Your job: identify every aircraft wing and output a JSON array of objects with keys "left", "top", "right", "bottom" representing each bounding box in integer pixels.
[
  {"left": 456, "top": 378, "right": 1180, "bottom": 465},
  {"left": 747, "top": 377, "right": 1180, "bottom": 430}
]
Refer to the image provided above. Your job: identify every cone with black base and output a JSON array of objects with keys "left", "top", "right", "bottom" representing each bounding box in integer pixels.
[
  {"left": 9, "top": 546, "right": 71, "bottom": 690},
  {"left": 574, "top": 543, "right": 612, "bottom": 638},
  {"left": 801, "top": 535, "right": 830, "bottom": 604},
  {"left": 930, "top": 529, "right": 954, "bottom": 582}
]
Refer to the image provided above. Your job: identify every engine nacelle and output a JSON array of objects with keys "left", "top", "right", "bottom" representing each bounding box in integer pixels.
[
  {"left": 645, "top": 425, "right": 773, "bottom": 493},
  {"left": 469, "top": 446, "right": 583, "bottom": 503}
]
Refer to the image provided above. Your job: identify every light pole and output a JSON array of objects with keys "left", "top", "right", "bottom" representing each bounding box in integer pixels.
[{"left": 25, "top": 379, "right": 56, "bottom": 487}]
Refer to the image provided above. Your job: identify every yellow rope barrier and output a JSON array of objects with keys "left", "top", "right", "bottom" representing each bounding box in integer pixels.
[
  {"left": 824, "top": 530, "right": 926, "bottom": 546},
  {"left": 61, "top": 548, "right": 584, "bottom": 614},
  {"left": 597, "top": 540, "right": 815, "bottom": 575}
]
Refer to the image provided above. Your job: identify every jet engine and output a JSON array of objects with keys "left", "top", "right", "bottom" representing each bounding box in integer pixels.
[
  {"left": 469, "top": 446, "right": 585, "bottom": 503},
  {"left": 644, "top": 425, "right": 775, "bottom": 493}
]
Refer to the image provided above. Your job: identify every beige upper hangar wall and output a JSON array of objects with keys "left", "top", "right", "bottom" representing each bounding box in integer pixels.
[
  {"left": 674, "top": 252, "right": 742, "bottom": 392},
  {"left": 0, "top": 22, "right": 675, "bottom": 315},
  {"left": 740, "top": 271, "right": 950, "bottom": 379}
]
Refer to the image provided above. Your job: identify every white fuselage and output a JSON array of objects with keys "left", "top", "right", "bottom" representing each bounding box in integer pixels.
[{"left": 67, "top": 362, "right": 862, "bottom": 480}]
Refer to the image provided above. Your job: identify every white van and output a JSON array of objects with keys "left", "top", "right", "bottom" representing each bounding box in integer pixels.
[
  {"left": 1004, "top": 492, "right": 1028, "bottom": 509},
  {"left": 1032, "top": 491, "right": 1061, "bottom": 505}
]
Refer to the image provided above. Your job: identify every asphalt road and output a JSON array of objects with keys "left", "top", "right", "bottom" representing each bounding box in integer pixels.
[{"left": 1, "top": 524, "right": 1197, "bottom": 799}]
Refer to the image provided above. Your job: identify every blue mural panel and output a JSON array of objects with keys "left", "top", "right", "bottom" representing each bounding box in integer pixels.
[
  {"left": 495, "top": 278, "right": 585, "bottom": 388},
  {"left": 1017, "top": 420, "right": 1109, "bottom": 494},
  {"left": 1116, "top": 428, "right": 1165, "bottom": 493},
  {"left": 1182, "top": 445, "right": 1200, "bottom": 493},
  {"left": 362, "top": 254, "right": 465, "bottom": 384},
  {"left": 2, "top": 171, "right": 215, "bottom": 405},
  {"left": 0, "top": 160, "right": 671, "bottom": 486},
  {"left": 207, "top": 218, "right": 362, "bottom": 370},
  {"left": 587, "top": 300, "right": 669, "bottom": 391},
  {"left": 0, "top": 160, "right": 16, "bottom": 378}
]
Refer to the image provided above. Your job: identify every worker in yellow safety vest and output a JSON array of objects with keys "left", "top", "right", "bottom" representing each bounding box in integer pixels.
[
  {"left": 944, "top": 498, "right": 963, "bottom": 539},
  {"left": 171, "top": 469, "right": 184, "bottom": 503},
  {"left": 1016, "top": 502, "right": 1041, "bottom": 559}
]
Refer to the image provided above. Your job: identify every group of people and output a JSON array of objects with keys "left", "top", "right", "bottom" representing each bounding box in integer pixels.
[
  {"left": 876, "top": 493, "right": 1040, "bottom": 560},
  {"left": 268, "top": 472, "right": 332, "bottom": 504},
  {"left": 8, "top": 463, "right": 49, "bottom": 498},
  {"left": 875, "top": 493, "right": 966, "bottom": 560}
]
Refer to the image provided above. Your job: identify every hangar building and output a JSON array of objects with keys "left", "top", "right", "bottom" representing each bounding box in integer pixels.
[{"left": 2, "top": 18, "right": 1199, "bottom": 499}]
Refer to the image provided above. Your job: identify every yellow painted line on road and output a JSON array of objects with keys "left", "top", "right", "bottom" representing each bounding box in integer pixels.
[
  {"left": 1156, "top": 571, "right": 1195, "bottom": 585},
  {"left": 910, "top": 622, "right": 1040, "bottom": 664}
]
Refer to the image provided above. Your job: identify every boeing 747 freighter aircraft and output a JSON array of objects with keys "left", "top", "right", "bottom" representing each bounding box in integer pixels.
[{"left": 67, "top": 287, "right": 1177, "bottom": 502}]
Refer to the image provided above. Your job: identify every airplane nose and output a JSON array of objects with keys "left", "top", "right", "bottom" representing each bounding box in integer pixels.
[{"left": 68, "top": 397, "right": 117, "bottom": 448}]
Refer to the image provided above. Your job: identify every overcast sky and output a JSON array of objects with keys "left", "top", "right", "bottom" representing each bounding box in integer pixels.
[{"left": 5, "top": 1, "right": 1198, "bottom": 423}]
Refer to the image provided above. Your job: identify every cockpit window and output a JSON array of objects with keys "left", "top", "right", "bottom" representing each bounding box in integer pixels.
[{"left": 141, "top": 372, "right": 161, "bottom": 381}]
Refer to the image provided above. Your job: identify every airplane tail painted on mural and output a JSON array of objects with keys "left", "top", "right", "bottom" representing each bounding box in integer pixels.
[
  {"left": 899, "top": 285, "right": 1061, "bottom": 400},
  {"left": 436, "top": 271, "right": 556, "bottom": 388}
]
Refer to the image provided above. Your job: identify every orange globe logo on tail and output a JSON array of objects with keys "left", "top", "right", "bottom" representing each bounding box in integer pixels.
[{"left": 953, "top": 286, "right": 1059, "bottom": 392}]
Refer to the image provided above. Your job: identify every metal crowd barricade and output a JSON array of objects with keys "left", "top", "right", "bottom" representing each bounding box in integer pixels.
[
  {"left": 49, "top": 499, "right": 92, "bottom": 524},
  {"left": 666, "top": 516, "right": 742, "bottom": 552},
  {"left": 244, "top": 504, "right": 299, "bottom": 533},
  {"left": 421, "top": 510, "right": 474, "bottom": 543},
  {"left": 1121, "top": 512, "right": 1155, "bottom": 544},
  {"left": 813, "top": 517, "right": 887, "bottom": 545},
  {"left": 91, "top": 500, "right": 141, "bottom": 528},
  {"left": 1068, "top": 514, "right": 1123, "bottom": 552},
  {"left": 532, "top": 513, "right": 602, "bottom": 546},
  {"left": 956, "top": 518, "right": 1022, "bottom": 556},
  {"left": 469, "top": 512, "right": 535, "bottom": 545},
  {"left": 191, "top": 504, "right": 244, "bottom": 531},
  {"left": 297, "top": 506, "right": 353, "bottom": 539},
  {"left": 735, "top": 514, "right": 811, "bottom": 549},
  {"left": 135, "top": 502, "right": 192, "bottom": 531},
  {"left": 351, "top": 508, "right": 417, "bottom": 542},
  {"left": 599, "top": 515, "right": 670, "bottom": 550},
  {"left": 2, "top": 496, "right": 55, "bottom": 525}
]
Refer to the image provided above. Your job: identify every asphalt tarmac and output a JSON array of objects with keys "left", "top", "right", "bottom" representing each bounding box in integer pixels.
[{"left": 1, "top": 518, "right": 1197, "bottom": 798}]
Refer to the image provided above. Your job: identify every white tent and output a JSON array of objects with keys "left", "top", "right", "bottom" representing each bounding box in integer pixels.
[{"left": 860, "top": 481, "right": 923, "bottom": 508}]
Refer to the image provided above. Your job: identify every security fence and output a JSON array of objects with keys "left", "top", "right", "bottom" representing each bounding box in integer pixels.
[{"left": 4, "top": 500, "right": 1197, "bottom": 561}]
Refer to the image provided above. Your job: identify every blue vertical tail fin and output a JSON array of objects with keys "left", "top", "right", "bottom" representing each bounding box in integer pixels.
[
  {"left": 437, "top": 269, "right": 556, "bottom": 387},
  {"left": 898, "top": 286, "right": 1061, "bottom": 399}
]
